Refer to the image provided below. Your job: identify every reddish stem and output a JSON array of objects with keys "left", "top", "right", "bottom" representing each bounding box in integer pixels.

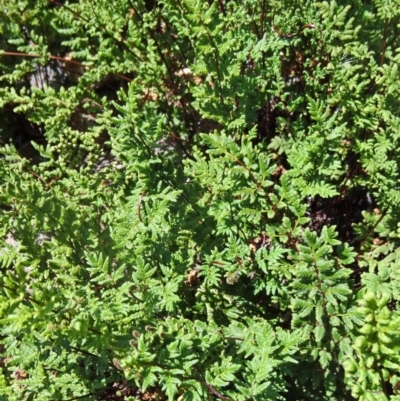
[{"left": 1, "top": 51, "right": 131, "bottom": 82}]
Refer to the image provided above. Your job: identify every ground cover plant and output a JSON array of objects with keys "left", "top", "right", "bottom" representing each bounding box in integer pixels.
[{"left": 1, "top": 0, "right": 400, "bottom": 400}]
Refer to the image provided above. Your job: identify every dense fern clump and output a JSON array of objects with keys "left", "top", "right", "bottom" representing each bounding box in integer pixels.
[{"left": 1, "top": 0, "right": 400, "bottom": 400}]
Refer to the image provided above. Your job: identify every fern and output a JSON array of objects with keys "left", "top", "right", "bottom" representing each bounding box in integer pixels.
[{"left": 1, "top": 0, "right": 400, "bottom": 400}]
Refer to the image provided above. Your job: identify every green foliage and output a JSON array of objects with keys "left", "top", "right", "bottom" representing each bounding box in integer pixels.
[
  {"left": 343, "top": 292, "right": 400, "bottom": 401},
  {"left": 1, "top": 0, "right": 400, "bottom": 400}
]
